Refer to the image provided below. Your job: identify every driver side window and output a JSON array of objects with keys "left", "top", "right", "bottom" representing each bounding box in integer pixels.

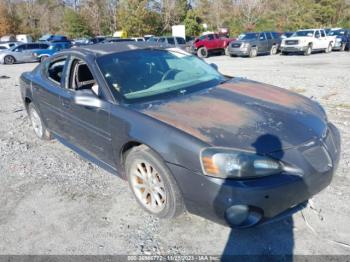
[{"left": 69, "top": 59, "right": 97, "bottom": 93}]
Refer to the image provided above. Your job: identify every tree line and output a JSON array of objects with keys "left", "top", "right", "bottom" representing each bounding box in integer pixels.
[{"left": 0, "top": 0, "right": 349, "bottom": 39}]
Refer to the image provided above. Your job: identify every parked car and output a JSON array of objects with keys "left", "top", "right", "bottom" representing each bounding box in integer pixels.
[
  {"left": 328, "top": 29, "right": 349, "bottom": 51},
  {"left": 190, "top": 33, "right": 236, "bottom": 58},
  {"left": 157, "top": 36, "right": 187, "bottom": 49},
  {"left": 280, "top": 29, "right": 334, "bottom": 55},
  {"left": 103, "top": 37, "right": 134, "bottom": 43},
  {"left": 0, "top": 43, "right": 49, "bottom": 64},
  {"left": 20, "top": 43, "right": 340, "bottom": 228},
  {"left": 16, "top": 34, "right": 33, "bottom": 43},
  {"left": 281, "top": 32, "right": 294, "bottom": 39},
  {"left": 227, "top": 32, "right": 281, "bottom": 58},
  {"left": 0, "top": 41, "right": 21, "bottom": 51},
  {"left": 39, "top": 34, "right": 70, "bottom": 43},
  {"left": 32, "top": 42, "right": 72, "bottom": 62}
]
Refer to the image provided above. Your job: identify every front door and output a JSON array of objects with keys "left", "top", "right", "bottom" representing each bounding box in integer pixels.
[{"left": 59, "top": 57, "right": 114, "bottom": 166}]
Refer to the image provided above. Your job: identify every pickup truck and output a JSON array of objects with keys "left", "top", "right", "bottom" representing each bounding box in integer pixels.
[
  {"left": 328, "top": 28, "right": 350, "bottom": 51},
  {"left": 188, "top": 33, "right": 236, "bottom": 58},
  {"left": 280, "top": 29, "right": 334, "bottom": 55}
]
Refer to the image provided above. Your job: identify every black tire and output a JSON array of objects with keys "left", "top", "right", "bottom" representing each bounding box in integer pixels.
[
  {"left": 225, "top": 46, "right": 230, "bottom": 56},
  {"left": 249, "top": 47, "right": 257, "bottom": 58},
  {"left": 197, "top": 47, "right": 208, "bottom": 58},
  {"left": 340, "top": 43, "right": 346, "bottom": 52},
  {"left": 325, "top": 43, "right": 332, "bottom": 53},
  {"left": 304, "top": 45, "right": 312, "bottom": 56},
  {"left": 270, "top": 45, "right": 277, "bottom": 55},
  {"left": 4, "top": 55, "right": 15, "bottom": 65},
  {"left": 40, "top": 55, "right": 49, "bottom": 63},
  {"left": 125, "top": 145, "right": 184, "bottom": 219},
  {"left": 28, "top": 103, "right": 52, "bottom": 140}
]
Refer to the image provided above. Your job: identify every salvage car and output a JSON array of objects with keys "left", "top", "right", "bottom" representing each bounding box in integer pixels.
[
  {"left": 0, "top": 43, "right": 49, "bottom": 64},
  {"left": 227, "top": 32, "right": 281, "bottom": 58},
  {"left": 20, "top": 43, "right": 340, "bottom": 228},
  {"left": 280, "top": 29, "right": 334, "bottom": 55}
]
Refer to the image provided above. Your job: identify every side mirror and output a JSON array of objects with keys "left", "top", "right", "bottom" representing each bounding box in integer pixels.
[
  {"left": 210, "top": 63, "right": 218, "bottom": 71},
  {"left": 74, "top": 91, "right": 102, "bottom": 109}
]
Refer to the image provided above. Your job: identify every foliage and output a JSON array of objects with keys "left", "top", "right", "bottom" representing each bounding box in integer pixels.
[
  {"left": 63, "top": 9, "right": 92, "bottom": 38},
  {"left": 184, "top": 10, "right": 202, "bottom": 36}
]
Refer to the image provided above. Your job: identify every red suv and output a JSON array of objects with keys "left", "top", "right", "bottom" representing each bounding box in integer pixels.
[{"left": 189, "top": 33, "right": 236, "bottom": 58}]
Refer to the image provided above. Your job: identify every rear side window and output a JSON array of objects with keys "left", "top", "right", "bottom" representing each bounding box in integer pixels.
[
  {"left": 39, "top": 44, "right": 49, "bottom": 49},
  {"left": 321, "top": 30, "right": 326, "bottom": 37},
  {"left": 266, "top": 32, "right": 272, "bottom": 40},
  {"left": 176, "top": 37, "right": 186, "bottom": 44},
  {"left": 167, "top": 37, "right": 175, "bottom": 45},
  {"left": 271, "top": 32, "right": 280, "bottom": 39},
  {"left": 207, "top": 34, "right": 215, "bottom": 40},
  {"left": 158, "top": 38, "right": 165, "bottom": 43},
  {"left": 47, "top": 58, "right": 67, "bottom": 85}
]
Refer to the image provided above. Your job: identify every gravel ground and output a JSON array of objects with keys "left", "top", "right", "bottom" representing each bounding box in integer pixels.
[{"left": 0, "top": 52, "right": 349, "bottom": 256}]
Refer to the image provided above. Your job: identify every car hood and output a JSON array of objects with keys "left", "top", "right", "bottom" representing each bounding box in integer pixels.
[{"left": 140, "top": 78, "right": 327, "bottom": 154}]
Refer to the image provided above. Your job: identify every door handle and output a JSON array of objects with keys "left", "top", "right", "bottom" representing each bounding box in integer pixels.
[{"left": 60, "top": 97, "right": 71, "bottom": 109}]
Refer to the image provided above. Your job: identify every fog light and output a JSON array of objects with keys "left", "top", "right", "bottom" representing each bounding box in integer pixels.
[{"left": 225, "top": 205, "right": 262, "bottom": 228}]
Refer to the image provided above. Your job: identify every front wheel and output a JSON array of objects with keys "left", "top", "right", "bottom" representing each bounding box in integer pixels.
[
  {"left": 197, "top": 47, "right": 208, "bottom": 58},
  {"left": 4, "top": 55, "right": 15, "bottom": 64},
  {"left": 249, "top": 47, "right": 257, "bottom": 58},
  {"left": 340, "top": 43, "right": 346, "bottom": 52},
  {"left": 28, "top": 103, "right": 52, "bottom": 140},
  {"left": 225, "top": 47, "right": 230, "bottom": 56},
  {"left": 304, "top": 45, "right": 312, "bottom": 56},
  {"left": 125, "top": 145, "right": 184, "bottom": 219}
]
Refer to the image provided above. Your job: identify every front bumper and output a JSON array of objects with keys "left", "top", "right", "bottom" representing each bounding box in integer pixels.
[
  {"left": 168, "top": 123, "right": 341, "bottom": 228},
  {"left": 228, "top": 47, "right": 249, "bottom": 56},
  {"left": 332, "top": 41, "right": 343, "bottom": 50},
  {"left": 281, "top": 45, "right": 308, "bottom": 53}
]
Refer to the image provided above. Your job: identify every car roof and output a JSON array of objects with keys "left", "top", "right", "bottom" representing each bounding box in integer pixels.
[{"left": 68, "top": 42, "right": 167, "bottom": 57}]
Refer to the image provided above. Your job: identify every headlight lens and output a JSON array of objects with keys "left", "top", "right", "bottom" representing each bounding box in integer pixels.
[
  {"left": 241, "top": 42, "right": 250, "bottom": 49},
  {"left": 200, "top": 148, "right": 284, "bottom": 179},
  {"left": 336, "top": 38, "right": 342, "bottom": 42}
]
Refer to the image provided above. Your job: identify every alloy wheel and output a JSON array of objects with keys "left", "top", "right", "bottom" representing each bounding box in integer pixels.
[
  {"left": 29, "top": 106, "right": 43, "bottom": 138},
  {"left": 129, "top": 160, "right": 167, "bottom": 213}
]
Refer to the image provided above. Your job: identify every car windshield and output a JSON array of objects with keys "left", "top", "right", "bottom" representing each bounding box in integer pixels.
[
  {"left": 97, "top": 49, "right": 225, "bottom": 103},
  {"left": 241, "top": 33, "right": 258, "bottom": 40},
  {"left": 293, "top": 30, "right": 314, "bottom": 37},
  {"left": 328, "top": 30, "right": 345, "bottom": 36}
]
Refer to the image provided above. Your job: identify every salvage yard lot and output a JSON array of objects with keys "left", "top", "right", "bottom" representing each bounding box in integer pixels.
[{"left": 0, "top": 52, "right": 349, "bottom": 256}]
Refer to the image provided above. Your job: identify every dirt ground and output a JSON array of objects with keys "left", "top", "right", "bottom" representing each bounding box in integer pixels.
[{"left": 0, "top": 51, "right": 349, "bottom": 256}]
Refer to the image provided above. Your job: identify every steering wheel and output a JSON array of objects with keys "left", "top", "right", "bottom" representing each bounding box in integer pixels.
[{"left": 161, "top": 69, "right": 178, "bottom": 81}]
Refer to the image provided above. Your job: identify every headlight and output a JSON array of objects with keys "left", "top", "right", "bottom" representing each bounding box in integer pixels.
[
  {"left": 33, "top": 53, "right": 38, "bottom": 57},
  {"left": 241, "top": 43, "right": 250, "bottom": 48},
  {"left": 200, "top": 148, "right": 284, "bottom": 179},
  {"left": 336, "top": 38, "right": 342, "bottom": 42}
]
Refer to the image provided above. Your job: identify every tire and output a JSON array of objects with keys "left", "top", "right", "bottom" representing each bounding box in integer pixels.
[
  {"left": 249, "top": 47, "right": 257, "bottom": 58},
  {"left": 304, "top": 45, "right": 312, "bottom": 56},
  {"left": 125, "top": 145, "right": 184, "bottom": 219},
  {"left": 270, "top": 45, "right": 277, "bottom": 55},
  {"left": 325, "top": 43, "right": 332, "bottom": 53},
  {"left": 40, "top": 55, "right": 49, "bottom": 63},
  {"left": 4, "top": 55, "right": 15, "bottom": 65},
  {"left": 340, "top": 43, "right": 346, "bottom": 52},
  {"left": 197, "top": 47, "right": 208, "bottom": 58},
  {"left": 28, "top": 103, "right": 52, "bottom": 140},
  {"left": 225, "top": 46, "right": 230, "bottom": 56},
  {"left": 281, "top": 51, "right": 288, "bottom": 56}
]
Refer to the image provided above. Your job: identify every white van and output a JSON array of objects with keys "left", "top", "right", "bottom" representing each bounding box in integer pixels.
[{"left": 16, "top": 34, "right": 33, "bottom": 43}]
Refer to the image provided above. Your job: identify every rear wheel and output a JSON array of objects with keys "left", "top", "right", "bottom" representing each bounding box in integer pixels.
[
  {"left": 28, "top": 103, "right": 52, "bottom": 140},
  {"left": 197, "top": 47, "right": 208, "bottom": 58},
  {"left": 125, "top": 145, "right": 184, "bottom": 219},
  {"left": 325, "top": 43, "right": 332, "bottom": 53},
  {"left": 340, "top": 43, "right": 346, "bottom": 52},
  {"left": 270, "top": 45, "right": 278, "bottom": 55},
  {"left": 4, "top": 55, "right": 15, "bottom": 65},
  {"left": 249, "top": 47, "right": 257, "bottom": 58}
]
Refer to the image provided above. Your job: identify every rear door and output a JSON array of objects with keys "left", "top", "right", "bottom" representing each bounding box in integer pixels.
[
  {"left": 314, "top": 30, "right": 322, "bottom": 49},
  {"left": 257, "top": 33, "right": 268, "bottom": 53},
  {"left": 33, "top": 55, "right": 69, "bottom": 136},
  {"left": 320, "top": 29, "right": 329, "bottom": 49},
  {"left": 265, "top": 32, "right": 273, "bottom": 50}
]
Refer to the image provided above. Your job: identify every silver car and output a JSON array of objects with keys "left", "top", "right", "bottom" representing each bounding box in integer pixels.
[{"left": 0, "top": 43, "right": 49, "bottom": 64}]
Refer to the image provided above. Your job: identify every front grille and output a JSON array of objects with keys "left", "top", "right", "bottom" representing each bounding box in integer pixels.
[
  {"left": 231, "top": 43, "right": 241, "bottom": 48},
  {"left": 303, "top": 146, "right": 332, "bottom": 173},
  {"left": 285, "top": 40, "right": 299, "bottom": 45}
]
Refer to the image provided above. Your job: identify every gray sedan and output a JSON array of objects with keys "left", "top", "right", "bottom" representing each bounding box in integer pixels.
[{"left": 0, "top": 43, "right": 49, "bottom": 64}]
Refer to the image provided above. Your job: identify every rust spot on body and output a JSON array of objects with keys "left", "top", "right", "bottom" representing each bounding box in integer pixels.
[{"left": 144, "top": 96, "right": 261, "bottom": 143}]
